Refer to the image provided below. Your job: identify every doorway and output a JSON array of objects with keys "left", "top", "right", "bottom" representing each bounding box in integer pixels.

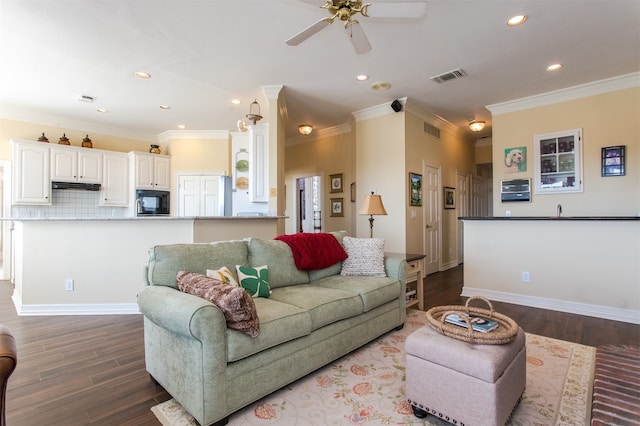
[{"left": 296, "top": 176, "right": 321, "bottom": 233}]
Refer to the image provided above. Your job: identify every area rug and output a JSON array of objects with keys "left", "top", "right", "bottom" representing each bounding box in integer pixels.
[{"left": 152, "top": 309, "right": 595, "bottom": 426}]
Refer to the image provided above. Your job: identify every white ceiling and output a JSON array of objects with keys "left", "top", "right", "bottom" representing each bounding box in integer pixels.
[{"left": 1, "top": 0, "right": 639, "bottom": 142}]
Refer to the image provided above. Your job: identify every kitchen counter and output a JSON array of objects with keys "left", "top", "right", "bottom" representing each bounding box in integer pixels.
[
  {"left": 9, "top": 215, "right": 285, "bottom": 315},
  {"left": 3, "top": 215, "right": 286, "bottom": 221},
  {"left": 459, "top": 216, "right": 639, "bottom": 221}
]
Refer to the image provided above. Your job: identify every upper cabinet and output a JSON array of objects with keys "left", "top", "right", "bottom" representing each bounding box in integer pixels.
[
  {"left": 12, "top": 140, "right": 51, "bottom": 205},
  {"left": 533, "top": 128, "right": 583, "bottom": 194},
  {"left": 100, "top": 152, "right": 129, "bottom": 207},
  {"left": 51, "top": 146, "right": 102, "bottom": 183},
  {"left": 131, "top": 152, "right": 171, "bottom": 190}
]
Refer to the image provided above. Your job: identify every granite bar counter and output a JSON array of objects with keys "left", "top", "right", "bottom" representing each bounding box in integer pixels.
[
  {"left": 459, "top": 216, "right": 639, "bottom": 324},
  {"left": 9, "top": 216, "right": 285, "bottom": 315}
]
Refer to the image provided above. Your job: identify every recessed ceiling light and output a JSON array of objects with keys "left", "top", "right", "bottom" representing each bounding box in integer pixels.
[
  {"left": 159, "top": 105, "right": 171, "bottom": 110},
  {"left": 546, "top": 63, "right": 563, "bottom": 71},
  {"left": 134, "top": 71, "right": 151, "bottom": 79},
  {"left": 370, "top": 81, "right": 391, "bottom": 91},
  {"left": 231, "top": 99, "right": 241, "bottom": 105},
  {"left": 96, "top": 108, "right": 109, "bottom": 113},
  {"left": 507, "top": 15, "right": 527, "bottom": 26},
  {"left": 177, "top": 125, "right": 186, "bottom": 129},
  {"left": 356, "top": 74, "right": 369, "bottom": 81}
]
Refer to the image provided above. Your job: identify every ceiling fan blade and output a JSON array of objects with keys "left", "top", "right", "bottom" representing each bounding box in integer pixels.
[
  {"left": 366, "top": 1, "right": 427, "bottom": 19},
  {"left": 286, "top": 18, "right": 332, "bottom": 46},
  {"left": 345, "top": 22, "right": 371, "bottom": 54}
]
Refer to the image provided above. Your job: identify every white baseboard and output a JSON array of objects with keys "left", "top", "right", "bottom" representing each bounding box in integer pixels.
[
  {"left": 12, "top": 290, "right": 140, "bottom": 316},
  {"left": 440, "top": 261, "right": 459, "bottom": 271},
  {"left": 462, "top": 287, "right": 640, "bottom": 325}
]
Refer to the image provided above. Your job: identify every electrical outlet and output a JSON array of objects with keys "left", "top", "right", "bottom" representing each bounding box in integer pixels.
[
  {"left": 65, "top": 279, "right": 74, "bottom": 291},
  {"left": 521, "top": 272, "right": 530, "bottom": 283}
]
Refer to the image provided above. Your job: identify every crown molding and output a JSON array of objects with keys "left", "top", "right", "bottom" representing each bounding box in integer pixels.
[
  {"left": 262, "top": 84, "right": 284, "bottom": 100},
  {"left": 403, "top": 98, "right": 462, "bottom": 137},
  {"left": 158, "top": 130, "right": 230, "bottom": 143},
  {"left": 352, "top": 97, "right": 408, "bottom": 122},
  {"left": 487, "top": 72, "right": 640, "bottom": 116}
]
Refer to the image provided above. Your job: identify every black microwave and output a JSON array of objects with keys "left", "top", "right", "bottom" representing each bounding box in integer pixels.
[{"left": 135, "top": 190, "right": 170, "bottom": 216}]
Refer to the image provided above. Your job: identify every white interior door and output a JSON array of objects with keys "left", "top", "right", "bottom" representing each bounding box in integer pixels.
[
  {"left": 423, "top": 164, "right": 440, "bottom": 274},
  {"left": 456, "top": 172, "right": 469, "bottom": 264}
]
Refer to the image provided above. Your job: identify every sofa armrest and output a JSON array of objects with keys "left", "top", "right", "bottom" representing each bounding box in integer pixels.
[
  {"left": 137, "top": 285, "right": 227, "bottom": 341},
  {"left": 384, "top": 254, "right": 407, "bottom": 283}
]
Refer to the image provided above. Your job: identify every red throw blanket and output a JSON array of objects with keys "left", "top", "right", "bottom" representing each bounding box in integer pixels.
[{"left": 275, "top": 233, "right": 348, "bottom": 270}]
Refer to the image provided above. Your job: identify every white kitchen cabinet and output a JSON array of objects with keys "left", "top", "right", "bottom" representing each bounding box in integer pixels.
[
  {"left": 12, "top": 140, "right": 51, "bottom": 205},
  {"left": 51, "top": 146, "right": 102, "bottom": 183},
  {"left": 131, "top": 152, "right": 170, "bottom": 190},
  {"left": 533, "top": 128, "right": 583, "bottom": 194},
  {"left": 100, "top": 152, "right": 129, "bottom": 206}
]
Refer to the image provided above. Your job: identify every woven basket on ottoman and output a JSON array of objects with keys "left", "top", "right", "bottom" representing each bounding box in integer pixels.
[{"left": 406, "top": 325, "right": 526, "bottom": 426}]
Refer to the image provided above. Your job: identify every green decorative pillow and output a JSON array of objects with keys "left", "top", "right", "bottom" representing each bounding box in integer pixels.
[
  {"left": 236, "top": 265, "right": 271, "bottom": 298},
  {"left": 206, "top": 266, "right": 239, "bottom": 287}
]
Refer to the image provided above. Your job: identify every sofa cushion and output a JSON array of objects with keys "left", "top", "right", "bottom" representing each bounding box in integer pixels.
[
  {"left": 269, "top": 285, "right": 363, "bottom": 330},
  {"left": 340, "top": 237, "right": 386, "bottom": 277},
  {"left": 308, "top": 231, "right": 349, "bottom": 282},
  {"left": 176, "top": 271, "right": 259, "bottom": 337},
  {"left": 148, "top": 241, "right": 248, "bottom": 288},
  {"left": 246, "top": 238, "right": 309, "bottom": 288},
  {"left": 236, "top": 265, "right": 271, "bottom": 298},
  {"left": 226, "top": 298, "right": 312, "bottom": 362},
  {"left": 314, "top": 275, "right": 401, "bottom": 312},
  {"left": 206, "top": 266, "right": 239, "bottom": 286}
]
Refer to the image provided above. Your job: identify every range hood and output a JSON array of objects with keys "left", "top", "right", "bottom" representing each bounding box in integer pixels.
[{"left": 52, "top": 181, "right": 101, "bottom": 191}]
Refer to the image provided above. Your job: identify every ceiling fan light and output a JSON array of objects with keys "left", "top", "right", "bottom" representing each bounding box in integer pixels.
[
  {"left": 469, "top": 120, "right": 485, "bottom": 132},
  {"left": 298, "top": 124, "right": 313, "bottom": 135}
]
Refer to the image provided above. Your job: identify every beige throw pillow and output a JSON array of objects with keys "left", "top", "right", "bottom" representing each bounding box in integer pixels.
[{"left": 340, "top": 237, "right": 386, "bottom": 277}]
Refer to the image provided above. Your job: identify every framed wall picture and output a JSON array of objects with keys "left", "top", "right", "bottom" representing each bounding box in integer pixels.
[
  {"left": 409, "top": 172, "right": 422, "bottom": 206},
  {"left": 330, "top": 197, "right": 344, "bottom": 217},
  {"left": 601, "top": 145, "right": 625, "bottom": 176},
  {"left": 444, "top": 187, "right": 456, "bottom": 209},
  {"left": 504, "top": 146, "right": 527, "bottom": 173},
  {"left": 350, "top": 182, "right": 356, "bottom": 202},
  {"left": 330, "top": 173, "right": 343, "bottom": 193}
]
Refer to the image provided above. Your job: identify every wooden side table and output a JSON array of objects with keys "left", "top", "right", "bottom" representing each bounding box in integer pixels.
[{"left": 387, "top": 253, "right": 425, "bottom": 311}]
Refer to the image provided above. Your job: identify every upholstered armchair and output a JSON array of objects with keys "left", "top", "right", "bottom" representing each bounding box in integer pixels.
[{"left": 0, "top": 325, "right": 17, "bottom": 426}]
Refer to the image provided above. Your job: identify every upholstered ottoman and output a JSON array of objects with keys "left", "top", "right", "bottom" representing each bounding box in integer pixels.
[{"left": 405, "top": 325, "right": 526, "bottom": 426}]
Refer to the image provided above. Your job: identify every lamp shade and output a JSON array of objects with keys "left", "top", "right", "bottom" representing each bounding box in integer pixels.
[{"left": 359, "top": 193, "right": 387, "bottom": 216}]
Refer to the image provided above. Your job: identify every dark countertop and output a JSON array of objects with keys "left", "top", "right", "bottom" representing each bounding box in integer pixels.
[
  {"left": 386, "top": 252, "right": 426, "bottom": 261},
  {"left": 459, "top": 216, "right": 639, "bottom": 221},
  {"left": 2, "top": 216, "right": 286, "bottom": 222}
]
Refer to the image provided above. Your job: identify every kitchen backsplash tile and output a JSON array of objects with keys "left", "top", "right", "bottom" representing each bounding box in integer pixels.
[{"left": 12, "top": 190, "right": 128, "bottom": 218}]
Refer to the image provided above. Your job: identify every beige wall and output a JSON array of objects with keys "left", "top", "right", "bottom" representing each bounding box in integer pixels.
[
  {"left": 284, "top": 130, "right": 355, "bottom": 235},
  {"left": 491, "top": 86, "right": 640, "bottom": 216},
  {"left": 0, "top": 118, "right": 152, "bottom": 160}
]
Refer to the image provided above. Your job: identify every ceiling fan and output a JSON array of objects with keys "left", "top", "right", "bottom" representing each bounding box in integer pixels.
[{"left": 286, "top": 0, "right": 427, "bottom": 54}]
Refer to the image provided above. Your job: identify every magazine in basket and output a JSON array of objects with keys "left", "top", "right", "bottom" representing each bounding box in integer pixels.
[{"left": 445, "top": 313, "right": 499, "bottom": 333}]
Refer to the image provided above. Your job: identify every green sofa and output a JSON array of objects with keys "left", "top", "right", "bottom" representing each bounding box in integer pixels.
[{"left": 137, "top": 232, "right": 407, "bottom": 426}]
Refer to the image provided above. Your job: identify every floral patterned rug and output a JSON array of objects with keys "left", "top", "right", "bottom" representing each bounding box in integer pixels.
[{"left": 152, "top": 309, "right": 595, "bottom": 425}]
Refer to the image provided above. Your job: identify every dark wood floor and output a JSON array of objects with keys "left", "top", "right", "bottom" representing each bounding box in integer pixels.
[{"left": 2, "top": 265, "right": 639, "bottom": 425}]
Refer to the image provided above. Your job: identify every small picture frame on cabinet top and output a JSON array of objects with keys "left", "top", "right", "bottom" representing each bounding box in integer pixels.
[{"left": 601, "top": 145, "right": 625, "bottom": 177}]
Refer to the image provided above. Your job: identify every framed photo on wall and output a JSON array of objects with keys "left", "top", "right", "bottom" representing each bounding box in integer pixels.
[
  {"left": 444, "top": 187, "right": 456, "bottom": 209},
  {"left": 350, "top": 182, "right": 356, "bottom": 202},
  {"left": 330, "top": 173, "right": 343, "bottom": 193},
  {"left": 330, "top": 198, "right": 344, "bottom": 217},
  {"left": 409, "top": 172, "right": 422, "bottom": 206},
  {"left": 601, "top": 145, "right": 625, "bottom": 176}
]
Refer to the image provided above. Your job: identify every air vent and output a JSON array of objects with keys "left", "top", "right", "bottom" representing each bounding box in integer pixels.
[
  {"left": 77, "top": 94, "right": 97, "bottom": 103},
  {"left": 430, "top": 68, "right": 467, "bottom": 84},
  {"left": 424, "top": 122, "right": 441, "bottom": 139}
]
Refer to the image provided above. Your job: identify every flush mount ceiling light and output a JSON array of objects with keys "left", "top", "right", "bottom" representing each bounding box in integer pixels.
[
  {"left": 134, "top": 71, "right": 151, "bottom": 79},
  {"left": 469, "top": 120, "right": 485, "bottom": 132},
  {"left": 546, "top": 63, "right": 563, "bottom": 71},
  {"left": 246, "top": 99, "right": 263, "bottom": 125},
  {"left": 370, "top": 81, "right": 391, "bottom": 91},
  {"left": 507, "top": 15, "right": 527, "bottom": 26},
  {"left": 298, "top": 124, "right": 313, "bottom": 135}
]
